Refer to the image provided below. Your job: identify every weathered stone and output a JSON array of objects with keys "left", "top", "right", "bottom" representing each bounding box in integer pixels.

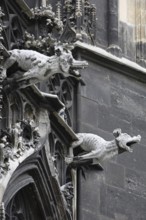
[
  {"left": 105, "top": 162, "right": 125, "bottom": 189},
  {"left": 125, "top": 168, "right": 146, "bottom": 198}
]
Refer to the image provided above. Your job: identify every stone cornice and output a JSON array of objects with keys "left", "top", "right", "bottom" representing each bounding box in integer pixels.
[{"left": 75, "top": 41, "right": 146, "bottom": 83}]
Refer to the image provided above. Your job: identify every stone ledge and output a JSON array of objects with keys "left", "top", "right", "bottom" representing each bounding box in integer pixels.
[{"left": 75, "top": 41, "right": 146, "bottom": 83}]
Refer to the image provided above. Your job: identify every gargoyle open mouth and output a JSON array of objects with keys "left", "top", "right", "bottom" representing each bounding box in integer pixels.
[
  {"left": 127, "top": 140, "right": 137, "bottom": 146},
  {"left": 126, "top": 141, "right": 137, "bottom": 152},
  {"left": 118, "top": 135, "right": 141, "bottom": 153}
]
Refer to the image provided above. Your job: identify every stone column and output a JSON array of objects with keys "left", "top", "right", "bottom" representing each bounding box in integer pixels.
[
  {"left": 135, "top": 0, "right": 146, "bottom": 67},
  {"left": 107, "top": 0, "right": 122, "bottom": 57}
]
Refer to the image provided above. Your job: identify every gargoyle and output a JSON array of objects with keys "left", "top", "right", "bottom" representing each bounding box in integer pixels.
[
  {"left": 67, "top": 129, "right": 141, "bottom": 165},
  {"left": 3, "top": 46, "right": 88, "bottom": 89}
]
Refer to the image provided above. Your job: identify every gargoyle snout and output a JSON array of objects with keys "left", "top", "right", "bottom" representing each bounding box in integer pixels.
[
  {"left": 137, "top": 135, "right": 141, "bottom": 142},
  {"left": 115, "top": 131, "right": 141, "bottom": 153},
  {"left": 71, "top": 60, "right": 88, "bottom": 69},
  {"left": 131, "top": 134, "right": 141, "bottom": 143}
]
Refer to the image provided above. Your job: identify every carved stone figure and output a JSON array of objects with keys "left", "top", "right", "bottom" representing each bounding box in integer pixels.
[
  {"left": 61, "top": 182, "right": 74, "bottom": 202},
  {"left": 67, "top": 129, "right": 141, "bottom": 164},
  {"left": 0, "top": 137, "right": 5, "bottom": 168},
  {"left": 0, "top": 131, "right": 13, "bottom": 173},
  {"left": 24, "top": 31, "right": 55, "bottom": 51},
  {"left": 61, "top": 182, "right": 73, "bottom": 220},
  {"left": 58, "top": 107, "right": 67, "bottom": 122},
  {"left": 0, "top": 120, "right": 41, "bottom": 177},
  {"left": 32, "top": 126, "right": 40, "bottom": 148},
  {"left": 3, "top": 46, "right": 88, "bottom": 89},
  {"left": 12, "top": 122, "right": 24, "bottom": 157}
]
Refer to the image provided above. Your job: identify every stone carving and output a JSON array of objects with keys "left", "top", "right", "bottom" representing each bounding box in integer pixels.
[
  {"left": 61, "top": 0, "right": 97, "bottom": 43},
  {"left": 31, "top": 5, "right": 63, "bottom": 33},
  {"left": 58, "top": 107, "right": 67, "bottom": 123},
  {"left": 61, "top": 182, "right": 74, "bottom": 204},
  {"left": 66, "top": 129, "right": 141, "bottom": 165},
  {"left": 12, "top": 122, "right": 24, "bottom": 157},
  {"left": 3, "top": 46, "right": 88, "bottom": 89},
  {"left": 0, "top": 130, "right": 14, "bottom": 175},
  {"left": 31, "top": 5, "right": 54, "bottom": 18},
  {"left": 0, "top": 202, "right": 5, "bottom": 220},
  {"left": 24, "top": 31, "right": 56, "bottom": 52},
  {"left": 61, "top": 182, "right": 74, "bottom": 220},
  {"left": 23, "top": 1, "right": 97, "bottom": 47},
  {"left": 0, "top": 120, "right": 41, "bottom": 177},
  {"left": 0, "top": 7, "right": 5, "bottom": 120}
]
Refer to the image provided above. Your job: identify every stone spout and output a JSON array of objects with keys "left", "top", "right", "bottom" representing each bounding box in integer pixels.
[
  {"left": 66, "top": 129, "right": 141, "bottom": 166},
  {"left": 71, "top": 59, "right": 88, "bottom": 69}
]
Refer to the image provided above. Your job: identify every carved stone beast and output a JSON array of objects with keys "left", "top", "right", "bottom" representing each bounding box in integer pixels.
[
  {"left": 68, "top": 129, "right": 141, "bottom": 164},
  {"left": 3, "top": 46, "right": 88, "bottom": 89}
]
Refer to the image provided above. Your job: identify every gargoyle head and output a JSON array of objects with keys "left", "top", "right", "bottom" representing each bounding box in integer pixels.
[
  {"left": 54, "top": 45, "right": 88, "bottom": 76},
  {"left": 113, "top": 128, "right": 141, "bottom": 153}
]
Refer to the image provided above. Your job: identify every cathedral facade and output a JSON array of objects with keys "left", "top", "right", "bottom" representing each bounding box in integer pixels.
[{"left": 0, "top": 1, "right": 146, "bottom": 220}]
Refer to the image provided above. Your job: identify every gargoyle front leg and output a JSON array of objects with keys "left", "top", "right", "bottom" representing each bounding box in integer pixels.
[
  {"left": 17, "top": 69, "right": 37, "bottom": 81},
  {"left": 75, "top": 150, "right": 99, "bottom": 160},
  {"left": 4, "top": 55, "right": 17, "bottom": 70},
  {"left": 3, "top": 55, "right": 17, "bottom": 79},
  {"left": 16, "top": 67, "right": 45, "bottom": 88},
  {"left": 70, "top": 137, "right": 83, "bottom": 148},
  {"left": 65, "top": 137, "right": 84, "bottom": 164}
]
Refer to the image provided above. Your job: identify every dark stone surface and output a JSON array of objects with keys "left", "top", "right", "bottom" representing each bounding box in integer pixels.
[
  {"left": 104, "top": 162, "right": 125, "bottom": 189},
  {"left": 125, "top": 168, "right": 146, "bottom": 198},
  {"left": 80, "top": 61, "right": 111, "bottom": 105},
  {"left": 119, "top": 22, "right": 136, "bottom": 61},
  {"left": 100, "top": 184, "right": 146, "bottom": 220},
  {"left": 78, "top": 54, "right": 146, "bottom": 220},
  {"left": 89, "top": 0, "right": 108, "bottom": 48},
  {"left": 79, "top": 96, "right": 99, "bottom": 129},
  {"left": 95, "top": 0, "right": 108, "bottom": 48},
  {"left": 78, "top": 169, "right": 104, "bottom": 220},
  {"left": 98, "top": 104, "right": 131, "bottom": 133}
]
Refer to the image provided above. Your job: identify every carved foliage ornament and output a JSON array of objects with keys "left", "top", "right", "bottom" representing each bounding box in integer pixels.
[
  {"left": 23, "top": 1, "right": 97, "bottom": 50},
  {"left": 0, "top": 120, "right": 41, "bottom": 177},
  {"left": 31, "top": 5, "right": 63, "bottom": 33},
  {"left": 62, "top": 0, "right": 97, "bottom": 43}
]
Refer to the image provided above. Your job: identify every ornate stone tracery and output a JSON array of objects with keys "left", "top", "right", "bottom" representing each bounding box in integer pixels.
[
  {"left": 0, "top": 2, "right": 88, "bottom": 219},
  {"left": 0, "top": 2, "right": 142, "bottom": 220}
]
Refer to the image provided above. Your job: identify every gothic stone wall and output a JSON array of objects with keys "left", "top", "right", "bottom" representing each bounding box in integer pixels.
[{"left": 77, "top": 48, "right": 146, "bottom": 220}]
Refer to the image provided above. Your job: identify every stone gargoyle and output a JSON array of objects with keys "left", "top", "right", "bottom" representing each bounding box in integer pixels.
[
  {"left": 2, "top": 46, "right": 88, "bottom": 89},
  {"left": 66, "top": 129, "right": 141, "bottom": 166}
]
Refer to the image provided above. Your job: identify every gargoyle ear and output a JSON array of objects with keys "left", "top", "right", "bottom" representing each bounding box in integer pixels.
[{"left": 113, "top": 128, "right": 122, "bottom": 137}]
